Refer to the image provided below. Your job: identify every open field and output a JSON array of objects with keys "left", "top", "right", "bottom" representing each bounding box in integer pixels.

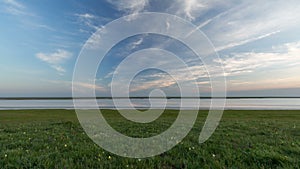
[{"left": 0, "top": 109, "right": 299, "bottom": 168}]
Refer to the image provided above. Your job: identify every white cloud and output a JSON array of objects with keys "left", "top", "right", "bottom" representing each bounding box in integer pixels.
[
  {"left": 3, "top": 0, "right": 24, "bottom": 9},
  {"left": 203, "top": 1, "right": 300, "bottom": 50},
  {"left": 74, "top": 13, "right": 111, "bottom": 35},
  {"left": 35, "top": 24, "right": 56, "bottom": 31},
  {"left": 217, "top": 41, "right": 300, "bottom": 77},
  {"left": 75, "top": 13, "right": 98, "bottom": 30},
  {"left": 123, "top": 41, "right": 300, "bottom": 92},
  {"left": 1, "top": 0, "right": 34, "bottom": 16},
  {"left": 47, "top": 80, "right": 107, "bottom": 92},
  {"left": 36, "top": 49, "right": 72, "bottom": 75},
  {"left": 106, "top": 0, "right": 148, "bottom": 20},
  {"left": 176, "top": 0, "right": 205, "bottom": 21},
  {"left": 130, "top": 77, "right": 176, "bottom": 92},
  {"left": 166, "top": 0, "right": 233, "bottom": 22},
  {"left": 76, "top": 13, "right": 96, "bottom": 20},
  {"left": 228, "top": 76, "right": 300, "bottom": 91},
  {"left": 215, "top": 30, "right": 281, "bottom": 52},
  {"left": 4, "top": 6, "right": 25, "bottom": 15},
  {"left": 106, "top": 48, "right": 210, "bottom": 94},
  {"left": 107, "top": 0, "right": 148, "bottom": 13},
  {"left": 75, "top": 0, "right": 300, "bottom": 95},
  {"left": 163, "top": 1, "right": 300, "bottom": 51},
  {"left": 51, "top": 65, "right": 66, "bottom": 74},
  {"left": 73, "top": 82, "right": 106, "bottom": 92},
  {"left": 85, "top": 26, "right": 105, "bottom": 49},
  {"left": 130, "top": 37, "right": 143, "bottom": 50},
  {"left": 128, "top": 65, "right": 210, "bottom": 92},
  {"left": 1, "top": 0, "right": 57, "bottom": 33},
  {"left": 36, "top": 49, "right": 72, "bottom": 65}
]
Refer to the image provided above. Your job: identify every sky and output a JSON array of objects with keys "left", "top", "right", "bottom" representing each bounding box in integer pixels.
[{"left": 1, "top": 0, "right": 300, "bottom": 97}]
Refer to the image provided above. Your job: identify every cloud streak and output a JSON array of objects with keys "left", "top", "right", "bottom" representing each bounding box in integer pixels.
[
  {"left": 2, "top": 0, "right": 34, "bottom": 16},
  {"left": 36, "top": 49, "right": 72, "bottom": 65},
  {"left": 46, "top": 80, "right": 107, "bottom": 93},
  {"left": 3, "top": 0, "right": 24, "bottom": 9},
  {"left": 36, "top": 49, "right": 72, "bottom": 75},
  {"left": 106, "top": 0, "right": 148, "bottom": 20},
  {"left": 215, "top": 30, "right": 281, "bottom": 52},
  {"left": 202, "top": 1, "right": 300, "bottom": 50},
  {"left": 75, "top": 13, "right": 98, "bottom": 31},
  {"left": 217, "top": 41, "right": 300, "bottom": 77}
]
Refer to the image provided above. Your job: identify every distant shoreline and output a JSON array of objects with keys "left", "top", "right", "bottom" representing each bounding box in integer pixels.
[{"left": 0, "top": 97, "right": 300, "bottom": 100}]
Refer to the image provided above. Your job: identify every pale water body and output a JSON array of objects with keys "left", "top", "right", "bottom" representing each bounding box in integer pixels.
[{"left": 0, "top": 98, "right": 300, "bottom": 110}]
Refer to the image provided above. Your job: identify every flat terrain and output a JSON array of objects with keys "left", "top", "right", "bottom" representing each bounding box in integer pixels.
[{"left": 0, "top": 109, "right": 299, "bottom": 168}]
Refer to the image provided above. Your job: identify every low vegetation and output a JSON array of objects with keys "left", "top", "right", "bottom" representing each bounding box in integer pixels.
[{"left": 0, "top": 109, "right": 299, "bottom": 168}]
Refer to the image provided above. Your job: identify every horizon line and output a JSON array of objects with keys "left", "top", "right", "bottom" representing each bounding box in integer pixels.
[{"left": 0, "top": 96, "right": 300, "bottom": 100}]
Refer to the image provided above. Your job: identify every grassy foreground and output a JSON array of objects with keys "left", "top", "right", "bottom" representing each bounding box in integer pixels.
[{"left": 0, "top": 109, "right": 299, "bottom": 168}]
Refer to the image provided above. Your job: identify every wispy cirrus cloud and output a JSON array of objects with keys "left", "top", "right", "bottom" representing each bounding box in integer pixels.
[
  {"left": 217, "top": 41, "right": 300, "bottom": 77},
  {"left": 228, "top": 76, "right": 300, "bottom": 92},
  {"left": 45, "top": 80, "right": 107, "bottom": 95},
  {"left": 128, "top": 65, "right": 210, "bottom": 93},
  {"left": 130, "top": 41, "right": 300, "bottom": 92},
  {"left": 85, "top": 26, "right": 105, "bottom": 49},
  {"left": 168, "top": 0, "right": 205, "bottom": 21},
  {"left": 36, "top": 49, "right": 72, "bottom": 75},
  {"left": 215, "top": 30, "right": 281, "bottom": 52},
  {"left": 106, "top": 0, "right": 148, "bottom": 20},
  {"left": 1, "top": 0, "right": 57, "bottom": 33},
  {"left": 163, "top": 1, "right": 300, "bottom": 52},
  {"left": 51, "top": 65, "right": 66, "bottom": 74},
  {"left": 108, "top": 40, "right": 300, "bottom": 93},
  {"left": 166, "top": 0, "right": 234, "bottom": 22},
  {"left": 75, "top": 13, "right": 98, "bottom": 31},
  {"left": 63, "top": 1, "right": 300, "bottom": 96},
  {"left": 1, "top": 0, "right": 34, "bottom": 16},
  {"left": 104, "top": 48, "right": 210, "bottom": 95},
  {"left": 201, "top": 1, "right": 300, "bottom": 51},
  {"left": 36, "top": 49, "right": 72, "bottom": 65},
  {"left": 105, "top": 1, "right": 300, "bottom": 53},
  {"left": 107, "top": 0, "right": 148, "bottom": 14},
  {"left": 3, "top": 0, "right": 24, "bottom": 9},
  {"left": 74, "top": 13, "right": 111, "bottom": 35},
  {"left": 130, "top": 37, "right": 144, "bottom": 50},
  {"left": 129, "top": 75, "right": 176, "bottom": 92}
]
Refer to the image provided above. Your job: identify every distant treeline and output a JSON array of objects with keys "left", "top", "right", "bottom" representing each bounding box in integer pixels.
[{"left": 0, "top": 97, "right": 299, "bottom": 100}]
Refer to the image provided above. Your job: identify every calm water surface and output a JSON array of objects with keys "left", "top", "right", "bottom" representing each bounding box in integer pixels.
[{"left": 0, "top": 98, "right": 300, "bottom": 110}]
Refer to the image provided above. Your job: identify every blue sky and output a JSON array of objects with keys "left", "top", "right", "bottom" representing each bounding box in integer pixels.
[{"left": 1, "top": 0, "right": 300, "bottom": 97}]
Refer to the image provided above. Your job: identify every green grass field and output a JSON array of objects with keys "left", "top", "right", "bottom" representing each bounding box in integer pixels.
[{"left": 0, "top": 109, "right": 299, "bottom": 168}]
